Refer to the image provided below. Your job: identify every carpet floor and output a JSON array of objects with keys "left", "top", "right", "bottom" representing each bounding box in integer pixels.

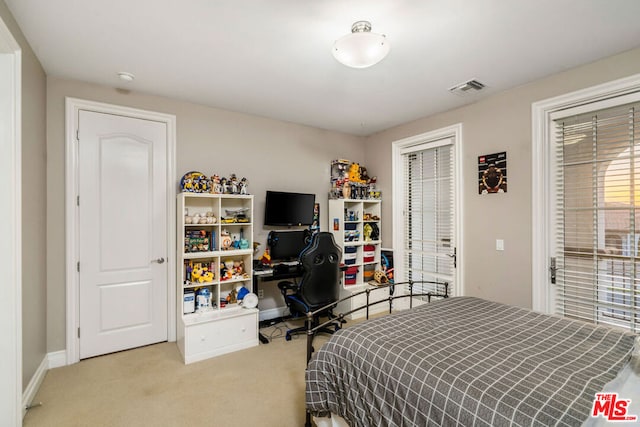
[{"left": 23, "top": 321, "right": 330, "bottom": 427}]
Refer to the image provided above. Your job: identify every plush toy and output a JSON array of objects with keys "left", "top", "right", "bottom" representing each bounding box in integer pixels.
[
  {"left": 348, "top": 163, "right": 362, "bottom": 183},
  {"left": 260, "top": 248, "right": 271, "bottom": 265},
  {"left": 359, "top": 166, "right": 370, "bottom": 183},
  {"left": 226, "top": 288, "right": 238, "bottom": 304},
  {"left": 191, "top": 266, "right": 202, "bottom": 283}
]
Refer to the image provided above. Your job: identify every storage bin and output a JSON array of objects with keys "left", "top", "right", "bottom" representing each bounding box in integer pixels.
[
  {"left": 363, "top": 245, "right": 375, "bottom": 262},
  {"left": 344, "top": 252, "right": 357, "bottom": 265},
  {"left": 344, "top": 265, "right": 358, "bottom": 285},
  {"left": 363, "top": 264, "right": 375, "bottom": 281},
  {"left": 344, "top": 246, "right": 357, "bottom": 254}
]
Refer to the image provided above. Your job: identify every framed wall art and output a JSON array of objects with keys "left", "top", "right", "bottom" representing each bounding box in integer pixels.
[{"left": 478, "top": 151, "right": 507, "bottom": 194}]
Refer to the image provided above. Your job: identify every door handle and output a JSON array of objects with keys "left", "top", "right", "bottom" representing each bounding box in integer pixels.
[
  {"left": 152, "top": 257, "right": 165, "bottom": 264},
  {"left": 446, "top": 248, "right": 457, "bottom": 268}
]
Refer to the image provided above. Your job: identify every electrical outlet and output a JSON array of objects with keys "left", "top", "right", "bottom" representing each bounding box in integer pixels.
[{"left": 258, "top": 289, "right": 264, "bottom": 299}]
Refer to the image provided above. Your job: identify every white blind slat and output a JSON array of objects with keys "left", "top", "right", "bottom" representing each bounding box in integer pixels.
[
  {"left": 402, "top": 140, "right": 455, "bottom": 297},
  {"left": 555, "top": 102, "right": 639, "bottom": 332}
]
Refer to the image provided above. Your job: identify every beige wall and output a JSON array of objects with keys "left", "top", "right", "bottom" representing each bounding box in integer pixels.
[
  {"left": 0, "top": 0, "right": 47, "bottom": 391},
  {"left": 46, "top": 77, "right": 365, "bottom": 351},
  {"left": 41, "top": 42, "right": 640, "bottom": 351},
  {"left": 365, "top": 47, "right": 640, "bottom": 309}
]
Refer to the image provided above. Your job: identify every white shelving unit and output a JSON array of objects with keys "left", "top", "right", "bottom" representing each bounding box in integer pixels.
[
  {"left": 328, "top": 198, "right": 388, "bottom": 319},
  {"left": 176, "top": 193, "right": 258, "bottom": 364}
]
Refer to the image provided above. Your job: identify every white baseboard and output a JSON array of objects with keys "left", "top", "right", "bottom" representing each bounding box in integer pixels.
[
  {"left": 22, "top": 350, "right": 67, "bottom": 418},
  {"left": 47, "top": 350, "right": 67, "bottom": 369},
  {"left": 22, "top": 356, "right": 47, "bottom": 417}
]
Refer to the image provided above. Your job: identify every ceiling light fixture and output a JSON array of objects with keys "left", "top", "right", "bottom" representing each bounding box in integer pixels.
[
  {"left": 332, "top": 21, "right": 390, "bottom": 69},
  {"left": 117, "top": 72, "right": 135, "bottom": 82}
]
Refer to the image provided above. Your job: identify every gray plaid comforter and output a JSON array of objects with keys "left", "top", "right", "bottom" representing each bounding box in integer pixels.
[{"left": 306, "top": 297, "right": 637, "bottom": 426}]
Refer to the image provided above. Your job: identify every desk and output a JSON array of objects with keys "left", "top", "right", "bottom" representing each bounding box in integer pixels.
[{"left": 253, "top": 262, "right": 303, "bottom": 344}]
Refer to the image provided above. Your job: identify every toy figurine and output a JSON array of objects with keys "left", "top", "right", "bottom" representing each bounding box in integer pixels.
[
  {"left": 234, "top": 260, "right": 244, "bottom": 276},
  {"left": 363, "top": 223, "right": 373, "bottom": 241},
  {"left": 221, "top": 229, "right": 232, "bottom": 250},
  {"left": 220, "top": 177, "right": 228, "bottom": 194},
  {"left": 260, "top": 248, "right": 271, "bottom": 265},
  {"left": 342, "top": 178, "right": 351, "bottom": 199},
  {"left": 211, "top": 174, "right": 222, "bottom": 194},
  {"left": 239, "top": 177, "right": 249, "bottom": 194},
  {"left": 226, "top": 288, "right": 238, "bottom": 304},
  {"left": 229, "top": 174, "right": 239, "bottom": 194}
]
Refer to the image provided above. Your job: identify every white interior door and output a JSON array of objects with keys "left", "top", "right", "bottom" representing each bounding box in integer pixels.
[{"left": 78, "top": 110, "right": 168, "bottom": 359}]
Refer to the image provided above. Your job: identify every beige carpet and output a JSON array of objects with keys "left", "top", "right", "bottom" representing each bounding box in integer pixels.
[{"left": 23, "top": 321, "right": 331, "bottom": 427}]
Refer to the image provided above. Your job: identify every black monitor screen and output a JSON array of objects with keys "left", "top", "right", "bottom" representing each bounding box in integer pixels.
[
  {"left": 264, "top": 191, "right": 315, "bottom": 226},
  {"left": 267, "top": 230, "right": 309, "bottom": 261}
]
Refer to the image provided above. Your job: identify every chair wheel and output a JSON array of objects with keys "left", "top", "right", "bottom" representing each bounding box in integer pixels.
[{"left": 285, "top": 333, "right": 292, "bottom": 341}]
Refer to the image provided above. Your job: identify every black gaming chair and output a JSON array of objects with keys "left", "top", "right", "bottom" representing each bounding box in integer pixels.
[{"left": 277, "top": 232, "right": 343, "bottom": 341}]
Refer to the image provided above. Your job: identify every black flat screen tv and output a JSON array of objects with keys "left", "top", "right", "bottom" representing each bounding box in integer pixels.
[{"left": 264, "top": 191, "right": 315, "bottom": 226}]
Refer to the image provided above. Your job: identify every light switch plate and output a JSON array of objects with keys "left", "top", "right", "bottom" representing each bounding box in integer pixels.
[{"left": 496, "top": 239, "right": 504, "bottom": 251}]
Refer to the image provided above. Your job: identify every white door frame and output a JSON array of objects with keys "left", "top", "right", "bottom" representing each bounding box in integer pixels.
[
  {"left": 391, "top": 123, "right": 464, "bottom": 297},
  {"left": 0, "top": 16, "right": 22, "bottom": 426},
  {"left": 531, "top": 73, "right": 640, "bottom": 313},
  {"left": 65, "top": 98, "right": 176, "bottom": 364}
]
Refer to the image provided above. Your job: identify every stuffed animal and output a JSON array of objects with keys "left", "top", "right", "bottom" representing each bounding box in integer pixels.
[
  {"left": 260, "top": 248, "right": 271, "bottom": 265},
  {"left": 226, "top": 288, "right": 238, "bottom": 304},
  {"left": 348, "top": 163, "right": 362, "bottom": 184}
]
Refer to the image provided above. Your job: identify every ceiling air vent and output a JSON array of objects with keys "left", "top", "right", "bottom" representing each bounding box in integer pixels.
[{"left": 449, "top": 79, "right": 485, "bottom": 94}]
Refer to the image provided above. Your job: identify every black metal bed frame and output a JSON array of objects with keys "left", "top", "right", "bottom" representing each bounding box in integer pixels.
[{"left": 303, "top": 280, "right": 449, "bottom": 427}]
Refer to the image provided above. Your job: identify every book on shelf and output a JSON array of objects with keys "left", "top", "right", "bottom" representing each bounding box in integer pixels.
[{"left": 184, "top": 229, "right": 216, "bottom": 252}]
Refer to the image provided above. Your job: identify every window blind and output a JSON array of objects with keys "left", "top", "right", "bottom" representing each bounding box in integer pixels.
[
  {"left": 401, "top": 141, "right": 455, "bottom": 296},
  {"left": 555, "top": 102, "right": 639, "bottom": 332}
]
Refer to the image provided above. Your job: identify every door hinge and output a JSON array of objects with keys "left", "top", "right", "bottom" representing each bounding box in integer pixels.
[
  {"left": 77, "top": 195, "right": 79, "bottom": 206},
  {"left": 77, "top": 327, "right": 80, "bottom": 338},
  {"left": 76, "top": 129, "right": 79, "bottom": 141},
  {"left": 77, "top": 261, "right": 80, "bottom": 272},
  {"left": 550, "top": 257, "right": 557, "bottom": 284}
]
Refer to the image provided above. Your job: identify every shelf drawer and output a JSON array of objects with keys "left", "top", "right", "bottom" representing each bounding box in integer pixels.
[{"left": 183, "top": 311, "right": 257, "bottom": 363}]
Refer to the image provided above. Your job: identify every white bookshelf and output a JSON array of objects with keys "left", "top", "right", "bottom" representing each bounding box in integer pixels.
[
  {"left": 328, "top": 198, "right": 388, "bottom": 319},
  {"left": 176, "top": 193, "right": 258, "bottom": 364}
]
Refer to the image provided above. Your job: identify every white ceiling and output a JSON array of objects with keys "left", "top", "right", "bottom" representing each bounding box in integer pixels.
[{"left": 6, "top": 0, "right": 640, "bottom": 136}]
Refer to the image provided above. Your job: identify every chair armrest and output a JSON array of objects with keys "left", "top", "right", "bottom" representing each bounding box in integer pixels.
[{"left": 277, "top": 280, "right": 297, "bottom": 293}]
